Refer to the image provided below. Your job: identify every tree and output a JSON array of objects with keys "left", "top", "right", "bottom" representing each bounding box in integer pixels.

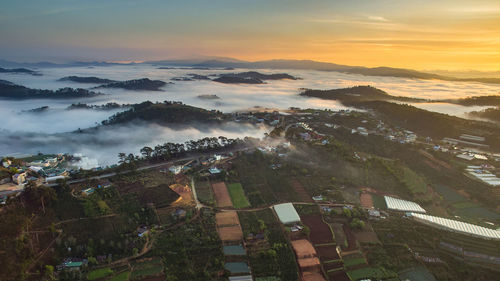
[
  {"left": 43, "top": 265, "right": 55, "bottom": 281},
  {"left": 118, "top": 153, "right": 126, "bottom": 164},
  {"left": 140, "top": 146, "right": 153, "bottom": 159}
]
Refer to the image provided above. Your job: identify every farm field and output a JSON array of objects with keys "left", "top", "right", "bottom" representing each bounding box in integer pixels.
[
  {"left": 360, "top": 193, "right": 373, "bottom": 209},
  {"left": 218, "top": 225, "right": 244, "bottom": 241},
  {"left": 227, "top": 183, "right": 250, "bottom": 208},
  {"left": 290, "top": 179, "right": 313, "bottom": 202},
  {"left": 347, "top": 266, "right": 397, "bottom": 281},
  {"left": 87, "top": 267, "right": 113, "bottom": 280},
  {"left": 343, "top": 224, "right": 358, "bottom": 251},
  {"left": 343, "top": 256, "right": 367, "bottom": 268},
  {"left": 301, "top": 215, "right": 335, "bottom": 245},
  {"left": 216, "top": 211, "right": 243, "bottom": 242},
  {"left": 316, "top": 245, "right": 340, "bottom": 261},
  {"left": 216, "top": 211, "right": 240, "bottom": 226},
  {"left": 231, "top": 153, "right": 300, "bottom": 206},
  {"left": 195, "top": 179, "right": 215, "bottom": 206},
  {"left": 152, "top": 208, "right": 225, "bottom": 280},
  {"left": 107, "top": 271, "right": 129, "bottom": 281},
  {"left": 131, "top": 258, "right": 164, "bottom": 281},
  {"left": 212, "top": 182, "right": 233, "bottom": 207},
  {"left": 327, "top": 271, "right": 350, "bottom": 281},
  {"left": 238, "top": 209, "right": 299, "bottom": 281}
]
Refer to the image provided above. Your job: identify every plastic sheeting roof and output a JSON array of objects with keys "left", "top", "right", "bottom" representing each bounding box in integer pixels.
[
  {"left": 274, "top": 203, "right": 301, "bottom": 224},
  {"left": 410, "top": 213, "right": 500, "bottom": 240},
  {"left": 384, "top": 196, "right": 426, "bottom": 213}
]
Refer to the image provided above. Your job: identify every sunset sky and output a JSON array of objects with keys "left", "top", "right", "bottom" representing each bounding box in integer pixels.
[{"left": 1, "top": 0, "right": 499, "bottom": 70}]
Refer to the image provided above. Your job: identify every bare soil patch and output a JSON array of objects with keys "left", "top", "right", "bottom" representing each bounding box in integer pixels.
[
  {"left": 359, "top": 193, "right": 373, "bottom": 209},
  {"left": 212, "top": 182, "right": 233, "bottom": 207},
  {"left": 302, "top": 215, "right": 334, "bottom": 244}
]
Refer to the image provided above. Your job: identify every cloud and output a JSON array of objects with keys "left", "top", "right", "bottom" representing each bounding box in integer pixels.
[
  {"left": 367, "top": 16, "right": 389, "bottom": 22},
  {"left": 1, "top": 65, "right": 500, "bottom": 166}
]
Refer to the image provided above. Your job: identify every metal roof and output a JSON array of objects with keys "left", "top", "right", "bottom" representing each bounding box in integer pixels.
[
  {"left": 410, "top": 213, "right": 500, "bottom": 240},
  {"left": 384, "top": 196, "right": 426, "bottom": 213},
  {"left": 274, "top": 203, "right": 301, "bottom": 224}
]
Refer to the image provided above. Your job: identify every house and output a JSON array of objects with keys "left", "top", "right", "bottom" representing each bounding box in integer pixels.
[
  {"left": 368, "top": 209, "right": 381, "bottom": 218},
  {"left": 169, "top": 165, "right": 183, "bottom": 175},
  {"left": 12, "top": 172, "right": 27, "bottom": 185},
  {"left": 82, "top": 188, "right": 94, "bottom": 196},
  {"left": 1, "top": 159, "right": 11, "bottom": 168},
  {"left": 312, "top": 195, "right": 323, "bottom": 201},
  {"left": 209, "top": 167, "right": 222, "bottom": 174}
]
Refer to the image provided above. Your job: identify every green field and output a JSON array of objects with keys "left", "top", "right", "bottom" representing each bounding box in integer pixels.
[
  {"left": 343, "top": 257, "right": 367, "bottom": 268},
  {"left": 227, "top": 183, "right": 250, "bottom": 208},
  {"left": 347, "top": 267, "right": 397, "bottom": 281},
  {"left": 131, "top": 265, "right": 163, "bottom": 280},
  {"left": 401, "top": 167, "right": 427, "bottom": 195},
  {"left": 372, "top": 194, "right": 386, "bottom": 210},
  {"left": 107, "top": 271, "right": 129, "bottom": 281},
  {"left": 195, "top": 179, "right": 215, "bottom": 206},
  {"left": 87, "top": 268, "right": 113, "bottom": 280}
]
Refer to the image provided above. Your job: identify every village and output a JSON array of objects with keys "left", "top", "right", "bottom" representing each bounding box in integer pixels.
[{"left": 1, "top": 107, "right": 500, "bottom": 281}]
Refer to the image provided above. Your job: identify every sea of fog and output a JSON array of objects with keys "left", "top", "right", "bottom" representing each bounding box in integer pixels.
[{"left": 1, "top": 64, "right": 500, "bottom": 167}]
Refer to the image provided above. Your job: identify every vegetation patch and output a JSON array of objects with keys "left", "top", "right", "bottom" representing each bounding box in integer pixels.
[
  {"left": 107, "top": 271, "right": 130, "bottom": 281},
  {"left": 227, "top": 183, "right": 250, "bottom": 208},
  {"left": 87, "top": 267, "right": 113, "bottom": 280},
  {"left": 343, "top": 257, "right": 367, "bottom": 268},
  {"left": 347, "top": 267, "right": 397, "bottom": 281}
]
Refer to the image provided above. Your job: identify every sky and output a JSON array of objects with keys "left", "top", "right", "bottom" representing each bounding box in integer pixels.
[{"left": 1, "top": 0, "right": 499, "bottom": 71}]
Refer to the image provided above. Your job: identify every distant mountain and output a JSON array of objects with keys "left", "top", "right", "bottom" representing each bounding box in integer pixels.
[
  {"left": 148, "top": 58, "right": 500, "bottom": 84},
  {"left": 0, "top": 59, "right": 134, "bottom": 68},
  {"left": 0, "top": 79, "right": 103, "bottom": 99},
  {"left": 94, "top": 78, "right": 169, "bottom": 91},
  {"left": 59, "top": 76, "right": 117, "bottom": 84},
  {"left": 0, "top": 67, "right": 40, "bottom": 76}
]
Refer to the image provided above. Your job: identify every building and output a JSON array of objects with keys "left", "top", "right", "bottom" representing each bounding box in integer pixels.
[
  {"left": 274, "top": 203, "right": 301, "bottom": 224},
  {"left": 169, "top": 165, "right": 182, "bottom": 175},
  {"left": 409, "top": 213, "right": 500, "bottom": 241},
  {"left": 384, "top": 196, "right": 426, "bottom": 213},
  {"left": 12, "top": 172, "right": 27, "bottom": 185}
]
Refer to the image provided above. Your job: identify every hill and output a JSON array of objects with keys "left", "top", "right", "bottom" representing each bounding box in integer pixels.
[
  {"left": 468, "top": 108, "right": 500, "bottom": 123},
  {"left": 101, "top": 101, "right": 223, "bottom": 125},
  {"left": 0, "top": 67, "right": 40, "bottom": 75},
  {"left": 59, "top": 76, "right": 117, "bottom": 84},
  {"left": 0, "top": 79, "right": 103, "bottom": 99},
  {"left": 94, "top": 78, "right": 169, "bottom": 91},
  {"left": 300, "top": 86, "right": 423, "bottom": 103}
]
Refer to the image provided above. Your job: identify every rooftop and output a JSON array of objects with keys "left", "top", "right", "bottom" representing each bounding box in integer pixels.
[
  {"left": 274, "top": 203, "right": 301, "bottom": 224},
  {"left": 410, "top": 213, "right": 500, "bottom": 241},
  {"left": 384, "top": 196, "right": 426, "bottom": 213}
]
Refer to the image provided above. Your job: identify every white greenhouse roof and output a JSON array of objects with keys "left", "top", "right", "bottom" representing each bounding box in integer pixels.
[
  {"left": 410, "top": 213, "right": 500, "bottom": 241},
  {"left": 274, "top": 203, "right": 301, "bottom": 224},
  {"left": 384, "top": 196, "right": 426, "bottom": 213}
]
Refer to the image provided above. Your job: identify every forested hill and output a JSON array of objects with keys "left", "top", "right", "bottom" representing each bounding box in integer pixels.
[
  {"left": 300, "top": 85, "right": 423, "bottom": 103},
  {"left": 102, "top": 101, "right": 223, "bottom": 125},
  {"left": 94, "top": 78, "right": 168, "bottom": 91},
  {"left": 0, "top": 79, "right": 103, "bottom": 99},
  {"left": 468, "top": 107, "right": 500, "bottom": 123}
]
